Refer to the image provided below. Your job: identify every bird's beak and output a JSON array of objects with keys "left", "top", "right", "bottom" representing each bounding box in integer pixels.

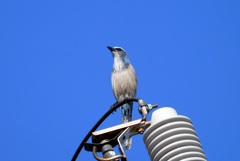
[{"left": 107, "top": 46, "right": 114, "bottom": 52}]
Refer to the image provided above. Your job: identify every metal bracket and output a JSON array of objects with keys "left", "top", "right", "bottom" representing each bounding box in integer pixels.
[{"left": 84, "top": 119, "right": 151, "bottom": 161}]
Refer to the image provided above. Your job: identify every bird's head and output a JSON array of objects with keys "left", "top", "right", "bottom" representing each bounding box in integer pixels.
[{"left": 107, "top": 46, "right": 130, "bottom": 64}]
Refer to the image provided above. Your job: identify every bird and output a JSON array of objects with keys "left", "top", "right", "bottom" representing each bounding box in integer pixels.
[{"left": 107, "top": 46, "right": 138, "bottom": 150}]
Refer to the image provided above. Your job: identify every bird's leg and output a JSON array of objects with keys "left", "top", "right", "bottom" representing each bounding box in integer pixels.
[{"left": 123, "top": 96, "right": 130, "bottom": 103}]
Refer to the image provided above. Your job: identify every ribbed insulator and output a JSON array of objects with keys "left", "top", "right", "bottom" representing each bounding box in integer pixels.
[{"left": 143, "top": 107, "right": 206, "bottom": 161}]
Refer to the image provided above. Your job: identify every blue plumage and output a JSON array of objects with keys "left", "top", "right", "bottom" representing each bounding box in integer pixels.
[{"left": 107, "top": 46, "right": 138, "bottom": 150}]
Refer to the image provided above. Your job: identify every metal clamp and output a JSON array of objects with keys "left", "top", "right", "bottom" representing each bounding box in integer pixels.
[{"left": 84, "top": 119, "right": 151, "bottom": 161}]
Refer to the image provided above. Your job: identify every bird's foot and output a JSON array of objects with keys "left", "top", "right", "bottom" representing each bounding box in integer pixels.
[{"left": 109, "top": 101, "right": 118, "bottom": 113}]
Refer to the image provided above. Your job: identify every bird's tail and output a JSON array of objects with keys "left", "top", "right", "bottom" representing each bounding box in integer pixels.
[{"left": 121, "top": 102, "right": 133, "bottom": 150}]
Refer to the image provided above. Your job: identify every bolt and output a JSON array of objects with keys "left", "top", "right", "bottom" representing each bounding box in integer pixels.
[{"left": 138, "top": 127, "right": 144, "bottom": 134}]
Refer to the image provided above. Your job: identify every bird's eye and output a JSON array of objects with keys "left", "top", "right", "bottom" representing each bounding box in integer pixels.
[{"left": 116, "top": 48, "right": 122, "bottom": 51}]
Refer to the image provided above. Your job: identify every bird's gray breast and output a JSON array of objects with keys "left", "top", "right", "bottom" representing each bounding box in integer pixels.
[{"left": 111, "top": 64, "right": 137, "bottom": 100}]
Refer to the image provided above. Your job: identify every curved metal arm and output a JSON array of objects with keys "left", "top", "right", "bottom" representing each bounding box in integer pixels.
[{"left": 71, "top": 97, "right": 141, "bottom": 161}]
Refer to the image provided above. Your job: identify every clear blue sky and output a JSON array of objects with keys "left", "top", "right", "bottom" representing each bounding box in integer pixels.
[{"left": 0, "top": 0, "right": 240, "bottom": 161}]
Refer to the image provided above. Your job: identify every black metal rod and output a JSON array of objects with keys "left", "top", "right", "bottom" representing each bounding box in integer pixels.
[{"left": 71, "top": 97, "right": 140, "bottom": 161}]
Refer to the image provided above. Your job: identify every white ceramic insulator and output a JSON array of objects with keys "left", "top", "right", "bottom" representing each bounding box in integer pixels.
[{"left": 143, "top": 107, "right": 206, "bottom": 161}]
